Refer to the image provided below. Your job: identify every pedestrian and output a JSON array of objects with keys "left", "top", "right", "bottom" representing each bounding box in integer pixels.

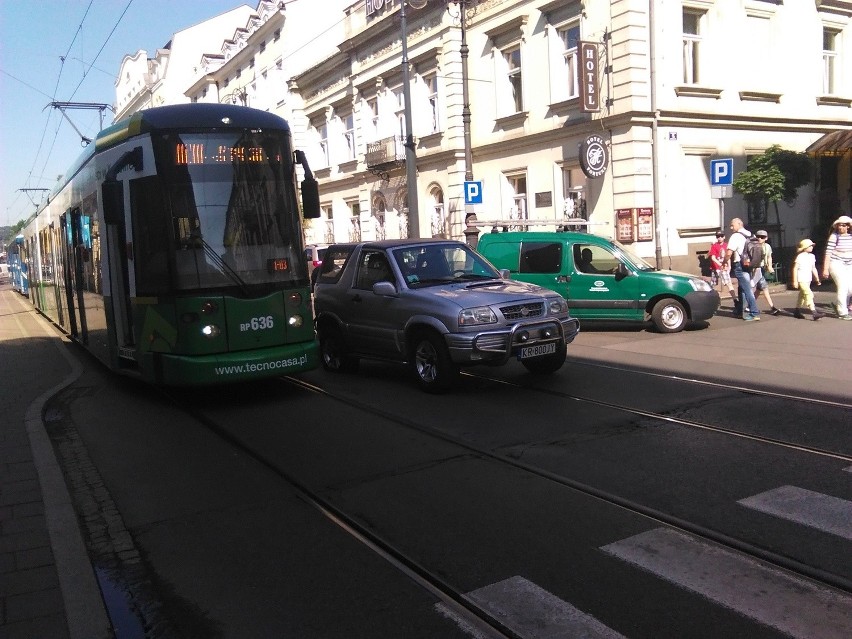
[
  {"left": 750, "top": 230, "right": 781, "bottom": 315},
  {"left": 820, "top": 214, "right": 852, "bottom": 320},
  {"left": 792, "top": 238, "right": 824, "bottom": 320},
  {"left": 708, "top": 231, "right": 737, "bottom": 303},
  {"left": 722, "top": 218, "right": 760, "bottom": 321}
]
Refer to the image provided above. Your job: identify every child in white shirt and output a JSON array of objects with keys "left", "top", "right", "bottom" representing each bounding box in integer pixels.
[{"left": 792, "top": 239, "right": 824, "bottom": 320}]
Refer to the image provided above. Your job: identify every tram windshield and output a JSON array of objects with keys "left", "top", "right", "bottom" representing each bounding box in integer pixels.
[{"left": 135, "top": 130, "right": 306, "bottom": 294}]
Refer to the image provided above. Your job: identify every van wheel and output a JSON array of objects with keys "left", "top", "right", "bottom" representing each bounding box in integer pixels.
[
  {"left": 521, "top": 345, "right": 567, "bottom": 374},
  {"left": 411, "top": 331, "right": 458, "bottom": 393},
  {"left": 652, "top": 298, "right": 687, "bottom": 333},
  {"left": 319, "top": 326, "right": 359, "bottom": 373}
]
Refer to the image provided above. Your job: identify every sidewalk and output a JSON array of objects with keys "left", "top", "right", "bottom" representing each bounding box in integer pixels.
[{"left": 0, "top": 286, "right": 110, "bottom": 639}]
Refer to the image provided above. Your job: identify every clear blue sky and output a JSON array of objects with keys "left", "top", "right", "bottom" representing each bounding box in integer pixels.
[{"left": 0, "top": 0, "right": 251, "bottom": 228}]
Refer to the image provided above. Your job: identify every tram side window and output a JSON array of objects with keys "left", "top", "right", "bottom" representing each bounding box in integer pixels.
[{"left": 130, "top": 177, "right": 171, "bottom": 294}]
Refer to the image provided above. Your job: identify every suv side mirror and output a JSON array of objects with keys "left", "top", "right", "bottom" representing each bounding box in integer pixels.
[
  {"left": 499, "top": 269, "right": 511, "bottom": 279},
  {"left": 614, "top": 262, "right": 630, "bottom": 281},
  {"left": 373, "top": 281, "right": 398, "bottom": 296}
]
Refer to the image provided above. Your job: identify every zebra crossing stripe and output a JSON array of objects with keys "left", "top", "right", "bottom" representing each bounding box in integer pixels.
[
  {"left": 737, "top": 485, "right": 852, "bottom": 540},
  {"left": 601, "top": 527, "right": 852, "bottom": 639},
  {"left": 435, "top": 575, "right": 626, "bottom": 639}
]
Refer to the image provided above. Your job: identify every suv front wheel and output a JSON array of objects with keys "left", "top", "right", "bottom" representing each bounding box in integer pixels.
[
  {"left": 319, "top": 325, "right": 360, "bottom": 373},
  {"left": 411, "top": 331, "right": 459, "bottom": 394}
]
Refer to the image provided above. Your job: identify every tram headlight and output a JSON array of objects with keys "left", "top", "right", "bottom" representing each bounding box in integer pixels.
[
  {"left": 288, "top": 314, "right": 304, "bottom": 328},
  {"left": 201, "top": 300, "right": 219, "bottom": 314},
  {"left": 286, "top": 292, "right": 303, "bottom": 305},
  {"left": 201, "top": 324, "right": 221, "bottom": 338}
]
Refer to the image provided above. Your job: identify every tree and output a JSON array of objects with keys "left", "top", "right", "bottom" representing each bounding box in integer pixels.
[{"left": 732, "top": 145, "right": 812, "bottom": 236}]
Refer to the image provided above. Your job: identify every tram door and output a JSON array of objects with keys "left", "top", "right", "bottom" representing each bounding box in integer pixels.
[
  {"left": 102, "top": 179, "right": 135, "bottom": 358},
  {"left": 59, "top": 210, "right": 87, "bottom": 342}
]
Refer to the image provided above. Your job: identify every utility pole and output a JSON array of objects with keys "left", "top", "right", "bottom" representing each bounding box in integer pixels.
[{"left": 400, "top": 1, "right": 423, "bottom": 238}]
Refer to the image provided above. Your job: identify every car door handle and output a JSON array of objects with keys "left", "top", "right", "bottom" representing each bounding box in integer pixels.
[
  {"left": 557, "top": 275, "right": 571, "bottom": 283},
  {"left": 351, "top": 294, "right": 362, "bottom": 303}
]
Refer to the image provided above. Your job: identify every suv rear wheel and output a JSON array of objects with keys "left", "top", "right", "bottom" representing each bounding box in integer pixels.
[{"left": 411, "top": 331, "right": 458, "bottom": 393}]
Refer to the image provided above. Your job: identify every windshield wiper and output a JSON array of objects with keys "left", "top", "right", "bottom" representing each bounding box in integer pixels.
[{"left": 197, "top": 236, "right": 250, "bottom": 294}]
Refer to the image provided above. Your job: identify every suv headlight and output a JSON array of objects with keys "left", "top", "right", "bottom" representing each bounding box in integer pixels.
[
  {"left": 548, "top": 297, "right": 569, "bottom": 315},
  {"left": 459, "top": 306, "right": 497, "bottom": 326},
  {"left": 688, "top": 278, "right": 712, "bottom": 292}
]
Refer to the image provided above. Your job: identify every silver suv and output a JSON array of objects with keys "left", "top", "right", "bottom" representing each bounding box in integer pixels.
[{"left": 313, "top": 239, "right": 580, "bottom": 392}]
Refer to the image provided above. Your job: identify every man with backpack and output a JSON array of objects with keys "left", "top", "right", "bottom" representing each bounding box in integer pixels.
[
  {"left": 750, "top": 230, "right": 781, "bottom": 315},
  {"left": 722, "top": 218, "right": 761, "bottom": 321}
]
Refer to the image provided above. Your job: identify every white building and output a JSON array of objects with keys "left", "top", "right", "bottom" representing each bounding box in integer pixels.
[
  {"left": 114, "top": 5, "right": 255, "bottom": 120},
  {"left": 116, "top": 0, "right": 852, "bottom": 274}
]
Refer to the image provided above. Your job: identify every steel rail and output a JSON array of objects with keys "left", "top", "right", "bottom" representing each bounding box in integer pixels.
[{"left": 281, "top": 376, "right": 852, "bottom": 595}]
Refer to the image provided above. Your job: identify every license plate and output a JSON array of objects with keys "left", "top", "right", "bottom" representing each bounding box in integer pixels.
[{"left": 518, "top": 342, "right": 557, "bottom": 359}]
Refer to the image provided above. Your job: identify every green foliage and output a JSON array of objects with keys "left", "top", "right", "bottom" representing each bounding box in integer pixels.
[{"left": 732, "top": 145, "right": 812, "bottom": 205}]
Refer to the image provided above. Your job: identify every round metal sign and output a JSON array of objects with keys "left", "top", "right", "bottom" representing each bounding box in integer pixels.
[{"left": 579, "top": 134, "right": 609, "bottom": 179}]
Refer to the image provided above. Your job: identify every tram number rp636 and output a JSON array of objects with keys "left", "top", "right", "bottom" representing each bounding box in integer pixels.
[{"left": 241, "top": 316, "right": 275, "bottom": 332}]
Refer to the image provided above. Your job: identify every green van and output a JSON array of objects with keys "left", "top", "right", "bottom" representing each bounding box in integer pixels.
[{"left": 478, "top": 231, "right": 720, "bottom": 333}]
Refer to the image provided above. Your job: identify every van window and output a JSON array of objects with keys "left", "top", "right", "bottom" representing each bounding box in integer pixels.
[
  {"left": 520, "top": 242, "right": 562, "bottom": 274},
  {"left": 573, "top": 244, "right": 619, "bottom": 274}
]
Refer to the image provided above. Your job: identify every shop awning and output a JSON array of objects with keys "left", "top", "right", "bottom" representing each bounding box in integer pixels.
[{"left": 806, "top": 130, "right": 852, "bottom": 155}]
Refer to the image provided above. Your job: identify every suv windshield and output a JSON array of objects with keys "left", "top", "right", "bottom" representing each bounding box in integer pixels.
[{"left": 391, "top": 243, "right": 500, "bottom": 287}]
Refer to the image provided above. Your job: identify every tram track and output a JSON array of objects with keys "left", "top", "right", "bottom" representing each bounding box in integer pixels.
[
  {"left": 151, "top": 365, "right": 851, "bottom": 638},
  {"left": 463, "top": 368, "right": 852, "bottom": 463},
  {"left": 269, "top": 374, "right": 852, "bottom": 597},
  {"left": 158, "top": 384, "right": 522, "bottom": 639}
]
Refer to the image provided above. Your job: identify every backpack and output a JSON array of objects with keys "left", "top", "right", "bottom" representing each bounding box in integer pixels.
[{"left": 740, "top": 234, "right": 764, "bottom": 271}]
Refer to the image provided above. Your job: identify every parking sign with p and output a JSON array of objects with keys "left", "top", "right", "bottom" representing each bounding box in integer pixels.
[
  {"left": 710, "top": 158, "right": 733, "bottom": 186},
  {"left": 464, "top": 181, "right": 483, "bottom": 205}
]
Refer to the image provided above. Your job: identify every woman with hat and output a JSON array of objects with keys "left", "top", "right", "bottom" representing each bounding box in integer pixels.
[
  {"left": 793, "top": 239, "right": 824, "bottom": 320},
  {"left": 821, "top": 215, "right": 852, "bottom": 320}
]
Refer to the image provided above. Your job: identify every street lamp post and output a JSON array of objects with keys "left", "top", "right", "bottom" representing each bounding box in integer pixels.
[
  {"left": 457, "top": 3, "right": 474, "bottom": 182},
  {"left": 400, "top": 1, "right": 421, "bottom": 238},
  {"left": 448, "top": 0, "right": 479, "bottom": 241}
]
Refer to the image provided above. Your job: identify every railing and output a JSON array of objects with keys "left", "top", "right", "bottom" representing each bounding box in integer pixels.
[{"left": 365, "top": 136, "right": 404, "bottom": 168}]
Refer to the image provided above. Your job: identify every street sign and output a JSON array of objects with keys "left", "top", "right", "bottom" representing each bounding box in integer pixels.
[
  {"left": 464, "top": 181, "right": 483, "bottom": 205},
  {"left": 710, "top": 158, "right": 733, "bottom": 186},
  {"left": 711, "top": 185, "right": 733, "bottom": 199}
]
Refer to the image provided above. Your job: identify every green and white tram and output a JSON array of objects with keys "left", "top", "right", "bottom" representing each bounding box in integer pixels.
[{"left": 20, "top": 103, "right": 322, "bottom": 385}]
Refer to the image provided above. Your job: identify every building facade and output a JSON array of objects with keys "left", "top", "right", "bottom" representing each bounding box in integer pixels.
[
  {"left": 114, "top": 5, "right": 255, "bottom": 121},
  {"left": 116, "top": 0, "right": 852, "bottom": 274}
]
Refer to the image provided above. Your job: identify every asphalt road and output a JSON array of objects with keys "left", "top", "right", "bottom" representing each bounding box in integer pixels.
[{"left": 39, "top": 284, "right": 851, "bottom": 638}]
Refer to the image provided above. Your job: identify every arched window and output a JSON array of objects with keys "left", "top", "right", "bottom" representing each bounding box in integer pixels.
[
  {"left": 395, "top": 188, "right": 409, "bottom": 238},
  {"left": 372, "top": 194, "right": 387, "bottom": 240},
  {"left": 429, "top": 186, "right": 445, "bottom": 238}
]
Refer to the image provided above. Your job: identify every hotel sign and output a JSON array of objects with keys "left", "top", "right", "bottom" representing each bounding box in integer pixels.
[
  {"left": 579, "top": 41, "right": 600, "bottom": 113},
  {"left": 366, "top": 0, "right": 395, "bottom": 20}
]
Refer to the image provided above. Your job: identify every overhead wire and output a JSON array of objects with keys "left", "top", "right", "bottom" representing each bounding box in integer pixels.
[
  {"left": 11, "top": 0, "right": 94, "bottom": 218},
  {"left": 27, "top": 0, "right": 133, "bottom": 220},
  {"left": 8, "top": 0, "right": 347, "bottom": 225}
]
